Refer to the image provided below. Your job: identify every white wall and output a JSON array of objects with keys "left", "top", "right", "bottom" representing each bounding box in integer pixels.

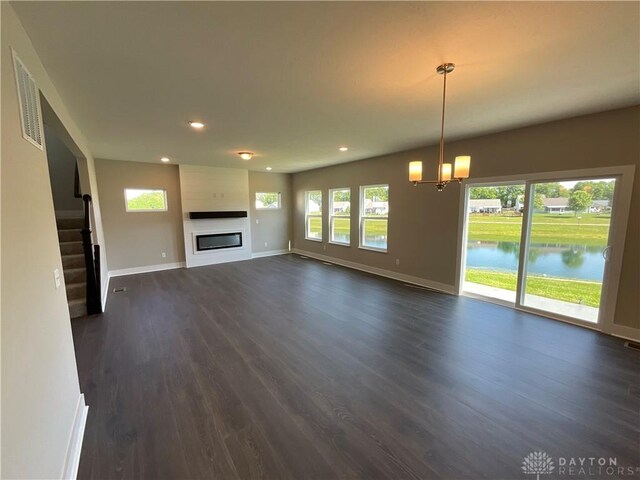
[
  {"left": 179, "top": 165, "right": 252, "bottom": 267},
  {"left": 1, "top": 4, "right": 103, "bottom": 478}
]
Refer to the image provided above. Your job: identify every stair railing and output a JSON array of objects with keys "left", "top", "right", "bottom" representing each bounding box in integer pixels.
[{"left": 81, "top": 194, "right": 102, "bottom": 314}]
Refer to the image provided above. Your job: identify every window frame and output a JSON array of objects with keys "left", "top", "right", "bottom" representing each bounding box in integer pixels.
[
  {"left": 359, "top": 184, "right": 389, "bottom": 253},
  {"left": 124, "top": 188, "right": 168, "bottom": 213},
  {"left": 329, "top": 187, "right": 351, "bottom": 246},
  {"left": 255, "top": 191, "right": 282, "bottom": 210},
  {"left": 305, "top": 190, "right": 323, "bottom": 242}
]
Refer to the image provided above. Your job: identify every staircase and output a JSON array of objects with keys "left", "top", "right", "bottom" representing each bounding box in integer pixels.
[{"left": 57, "top": 217, "right": 87, "bottom": 318}]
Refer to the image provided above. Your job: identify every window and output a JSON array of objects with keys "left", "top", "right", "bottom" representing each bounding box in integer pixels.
[
  {"left": 360, "top": 184, "right": 389, "bottom": 251},
  {"left": 124, "top": 188, "right": 167, "bottom": 212},
  {"left": 329, "top": 188, "right": 350, "bottom": 245},
  {"left": 255, "top": 192, "right": 281, "bottom": 209},
  {"left": 305, "top": 190, "right": 322, "bottom": 241}
]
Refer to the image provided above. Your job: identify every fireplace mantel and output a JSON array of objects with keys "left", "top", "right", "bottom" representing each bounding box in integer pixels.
[{"left": 189, "top": 211, "right": 247, "bottom": 219}]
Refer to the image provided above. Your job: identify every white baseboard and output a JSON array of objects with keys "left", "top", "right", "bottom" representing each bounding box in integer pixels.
[
  {"left": 251, "top": 249, "right": 289, "bottom": 259},
  {"left": 109, "top": 261, "right": 185, "bottom": 278},
  {"left": 292, "top": 248, "right": 455, "bottom": 295},
  {"left": 610, "top": 323, "right": 640, "bottom": 342},
  {"left": 55, "top": 210, "right": 84, "bottom": 219},
  {"left": 62, "top": 394, "right": 88, "bottom": 480},
  {"left": 101, "top": 274, "right": 110, "bottom": 312}
]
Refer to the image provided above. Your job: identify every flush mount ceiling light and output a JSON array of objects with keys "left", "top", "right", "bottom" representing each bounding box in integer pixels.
[
  {"left": 160, "top": 157, "right": 170, "bottom": 163},
  {"left": 238, "top": 151, "right": 254, "bottom": 160},
  {"left": 339, "top": 146, "right": 348, "bottom": 152},
  {"left": 409, "top": 63, "right": 471, "bottom": 191},
  {"left": 188, "top": 121, "right": 205, "bottom": 129},
  {"left": 266, "top": 167, "right": 272, "bottom": 171}
]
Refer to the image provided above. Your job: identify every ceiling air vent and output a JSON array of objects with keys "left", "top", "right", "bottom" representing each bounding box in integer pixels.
[{"left": 12, "top": 49, "right": 43, "bottom": 150}]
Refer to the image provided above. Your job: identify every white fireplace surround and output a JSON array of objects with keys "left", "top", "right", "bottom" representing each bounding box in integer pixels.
[
  {"left": 179, "top": 165, "right": 253, "bottom": 268},
  {"left": 192, "top": 228, "right": 246, "bottom": 256}
]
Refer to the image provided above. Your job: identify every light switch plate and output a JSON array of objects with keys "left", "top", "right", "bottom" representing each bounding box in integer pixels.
[{"left": 54, "top": 268, "right": 61, "bottom": 289}]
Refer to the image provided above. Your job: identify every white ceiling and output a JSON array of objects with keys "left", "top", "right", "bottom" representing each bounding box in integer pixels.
[{"left": 13, "top": 1, "right": 640, "bottom": 173}]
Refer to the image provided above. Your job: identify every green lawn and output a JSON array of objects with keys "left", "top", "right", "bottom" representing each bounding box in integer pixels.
[
  {"left": 465, "top": 268, "right": 601, "bottom": 307},
  {"left": 468, "top": 213, "right": 610, "bottom": 246},
  {"left": 309, "top": 217, "right": 387, "bottom": 237}
]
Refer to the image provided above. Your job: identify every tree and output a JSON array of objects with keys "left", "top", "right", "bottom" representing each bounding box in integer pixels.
[
  {"left": 533, "top": 193, "right": 545, "bottom": 211},
  {"left": 127, "top": 191, "right": 165, "bottom": 210},
  {"left": 495, "top": 185, "right": 525, "bottom": 208},
  {"left": 469, "top": 187, "right": 498, "bottom": 200},
  {"left": 364, "top": 186, "right": 388, "bottom": 202},
  {"left": 568, "top": 190, "right": 592, "bottom": 215},
  {"left": 572, "top": 180, "right": 614, "bottom": 200}
]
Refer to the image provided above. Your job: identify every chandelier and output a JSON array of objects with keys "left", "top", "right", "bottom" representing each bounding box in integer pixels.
[{"left": 409, "top": 63, "right": 471, "bottom": 191}]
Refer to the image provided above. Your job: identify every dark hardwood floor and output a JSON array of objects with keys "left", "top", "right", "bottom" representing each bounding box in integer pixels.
[{"left": 72, "top": 254, "right": 640, "bottom": 479}]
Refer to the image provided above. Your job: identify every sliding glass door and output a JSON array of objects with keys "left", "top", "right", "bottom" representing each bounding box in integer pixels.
[
  {"left": 461, "top": 173, "right": 622, "bottom": 328},
  {"left": 462, "top": 183, "right": 526, "bottom": 303},
  {"left": 520, "top": 179, "right": 616, "bottom": 323}
]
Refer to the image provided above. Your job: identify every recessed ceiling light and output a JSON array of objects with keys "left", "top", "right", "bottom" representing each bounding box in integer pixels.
[
  {"left": 238, "top": 151, "right": 254, "bottom": 160},
  {"left": 339, "top": 146, "right": 348, "bottom": 152},
  {"left": 189, "top": 121, "right": 205, "bottom": 129},
  {"left": 160, "top": 157, "right": 170, "bottom": 163},
  {"left": 266, "top": 167, "right": 272, "bottom": 171}
]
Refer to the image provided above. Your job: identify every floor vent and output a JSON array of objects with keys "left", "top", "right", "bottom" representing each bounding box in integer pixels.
[
  {"left": 113, "top": 287, "right": 127, "bottom": 293},
  {"left": 12, "top": 49, "right": 43, "bottom": 150},
  {"left": 299, "top": 255, "right": 308, "bottom": 259},
  {"left": 624, "top": 341, "right": 640, "bottom": 351}
]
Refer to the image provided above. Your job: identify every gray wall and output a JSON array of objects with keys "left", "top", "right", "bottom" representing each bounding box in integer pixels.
[
  {"left": 44, "top": 124, "right": 83, "bottom": 214},
  {"left": 96, "top": 159, "right": 185, "bottom": 271},
  {"left": 249, "top": 171, "right": 292, "bottom": 253},
  {"left": 292, "top": 106, "right": 639, "bottom": 329}
]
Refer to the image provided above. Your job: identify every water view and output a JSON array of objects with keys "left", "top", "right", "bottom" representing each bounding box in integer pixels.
[
  {"left": 463, "top": 179, "right": 615, "bottom": 323},
  {"left": 466, "top": 241, "right": 606, "bottom": 281}
]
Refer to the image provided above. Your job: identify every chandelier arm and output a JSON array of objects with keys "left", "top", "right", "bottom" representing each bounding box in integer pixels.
[
  {"left": 412, "top": 178, "right": 463, "bottom": 186},
  {"left": 438, "top": 68, "right": 448, "bottom": 183}
]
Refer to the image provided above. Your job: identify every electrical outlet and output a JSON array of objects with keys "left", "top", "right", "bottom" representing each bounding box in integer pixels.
[
  {"left": 161, "top": 252, "right": 167, "bottom": 258},
  {"left": 323, "top": 244, "right": 327, "bottom": 251},
  {"left": 264, "top": 242, "right": 268, "bottom": 247},
  {"left": 256, "top": 219, "right": 260, "bottom": 224},
  {"left": 54, "top": 268, "right": 61, "bottom": 289},
  {"left": 395, "top": 258, "right": 400, "bottom": 265}
]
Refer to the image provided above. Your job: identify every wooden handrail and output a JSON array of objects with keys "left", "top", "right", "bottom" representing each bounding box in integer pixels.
[{"left": 81, "top": 194, "right": 102, "bottom": 315}]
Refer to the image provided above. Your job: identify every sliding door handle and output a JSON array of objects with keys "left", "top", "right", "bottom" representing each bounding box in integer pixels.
[{"left": 602, "top": 245, "right": 612, "bottom": 261}]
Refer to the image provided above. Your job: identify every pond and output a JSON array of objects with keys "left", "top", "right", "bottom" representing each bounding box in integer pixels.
[{"left": 466, "top": 241, "right": 606, "bottom": 281}]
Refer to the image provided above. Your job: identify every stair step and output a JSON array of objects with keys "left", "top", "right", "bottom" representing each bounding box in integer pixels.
[
  {"left": 66, "top": 282, "right": 86, "bottom": 301},
  {"left": 58, "top": 229, "right": 82, "bottom": 242},
  {"left": 62, "top": 253, "right": 85, "bottom": 269},
  {"left": 68, "top": 299, "right": 87, "bottom": 319},
  {"left": 56, "top": 217, "right": 84, "bottom": 230},
  {"left": 60, "top": 241, "right": 83, "bottom": 255},
  {"left": 64, "top": 267, "right": 86, "bottom": 285}
]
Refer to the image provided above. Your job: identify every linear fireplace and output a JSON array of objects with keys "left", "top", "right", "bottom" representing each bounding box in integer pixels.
[{"left": 195, "top": 232, "right": 243, "bottom": 252}]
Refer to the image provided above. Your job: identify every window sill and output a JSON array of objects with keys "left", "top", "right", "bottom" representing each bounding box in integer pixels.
[
  {"left": 329, "top": 241, "right": 350, "bottom": 247},
  {"left": 359, "top": 245, "right": 387, "bottom": 253},
  {"left": 305, "top": 237, "right": 323, "bottom": 243}
]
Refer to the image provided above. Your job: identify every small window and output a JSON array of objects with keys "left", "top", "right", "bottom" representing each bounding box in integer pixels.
[
  {"left": 329, "top": 188, "right": 350, "bottom": 245},
  {"left": 124, "top": 189, "right": 167, "bottom": 212},
  {"left": 305, "top": 190, "right": 322, "bottom": 241},
  {"left": 360, "top": 184, "right": 389, "bottom": 251},
  {"left": 255, "top": 192, "right": 281, "bottom": 209}
]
